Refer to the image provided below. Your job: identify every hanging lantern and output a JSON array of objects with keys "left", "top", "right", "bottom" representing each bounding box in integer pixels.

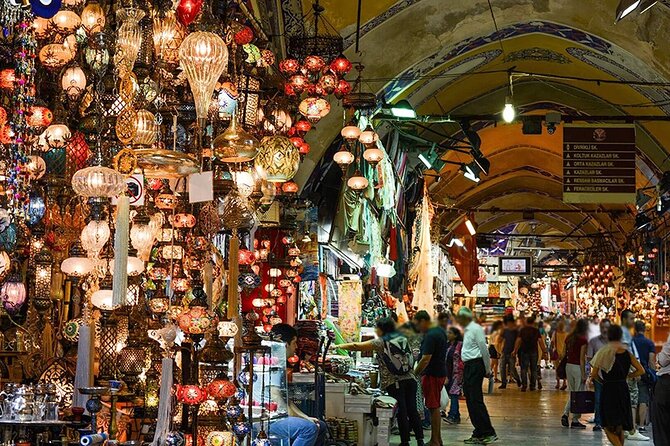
[
  {"left": 212, "top": 117, "right": 260, "bottom": 163},
  {"left": 61, "top": 65, "right": 87, "bottom": 100},
  {"left": 178, "top": 31, "right": 229, "bottom": 124},
  {"left": 0, "top": 69, "right": 14, "bottom": 89},
  {"left": 80, "top": 220, "right": 111, "bottom": 258},
  {"left": 152, "top": 11, "right": 186, "bottom": 66},
  {"left": 176, "top": 0, "right": 203, "bottom": 27},
  {"left": 281, "top": 181, "right": 299, "bottom": 194},
  {"left": 130, "top": 214, "right": 156, "bottom": 261},
  {"left": 294, "top": 120, "right": 312, "bottom": 134},
  {"left": 114, "top": 7, "right": 146, "bottom": 78},
  {"left": 51, "top": 10, "right": 81, "bottom": 34},
  {"left": 81, "top": 0, "right": 105, "bottom": 35},
  {"left": 172, "top": 213, "right": 197, "bottom": 228},
  {"left": 234, "top": 170, "right": 256, "bottom": 198},
  {"left": 133, "top": 109, "right": 157, "bottom": 146},
  {"left": 335, "top": 79, "right": 352, "bottom": 98},
  {"left": 340, "top": 121, "right": 360, "bottom": 140},
  {"left": 27, "top": 106, "right": 53, "bottom": 128},
  {"left": 298, "top": 97, "right": 330, "bottom": 123},
  {"left": 61, "top": 256, "right": 93, "bottom": 278},
  {"left": 318, "top": 73, "right": 338, "bottom": 94},
  {"left": 299, "top": 142, "right": 311, "bottom": 155},
  {"left": 218, "top": 320, "right": 239, "bottom": 338},
  {"left": 363, "top": 147, "right": 384, "bottom": 166},
  {"left": 148, "top": 289, "right": 170, "bottom": 314},
  {"left": 43, "top": 123, "right": 71, "bottom": 148},
  {"left": 34, "top": 250, "right": 52, "bottom": 300},
  {"left": 254, "top": 136, "right": 300, "bottom": 183},
  {"left": 333, "top": 145, "right": 355, "bottom": 172},
  {"left": 238, "top": 248, "right": 255, "bottom": 265},
  {"left": 205, "top": 432, "right": 234, "bottom": 446},
  {"left": 72, "top": 166, "right": 126, "bottom": 198},
  {"left": 233, "top": 25, "right": 254, "bottom": 45},
  {"left": 33, "top": 17, "right": 50, "bottom": 39},
  {"left": 268, "top": 268, "right": 282, "bottom": 278},
  {"left": 118, "top": 332, "right": 147, "bottom": 380},
  {"left": 67, "top": 132, "right": 91, "bottom": 172},
  {"left": 358, "top": 125, "right": 379, "bottom": 145},
  {"left": 26, "top": 156, "right": 46, "bottom": 180},
  {"left": 155, "top": 188, "right": 179, "bottom": 210},
  {"left": 1, "top": 274, "right": 27, "bottom": 314},
  {"left": 303, "top": 55, "right": 326, "bottom": 72},
  {"left": 39, "top": 43, "right": 76, "bottom": 70},
  {"left": 175, "top": 384, "right": 208, "bottom": 406},
  {"left": 178, "top": 305, "right": 219, "bottom": 336},
  {"left": 279, "top": 58, "right": 300, "bottom": 74},
  {"left": 0, "top": 251, "right": 9, "bottom": 279},
  {"left": 207, "top": 375, "right": 237, "bottom": 400},
  {"left": 259, "top": 108, "right": 292, "bottom": 134},
  {"left": 347, "top": 170, "right": 369, "bottom": 191},
  {"left": 330, "top": 54, "right": 352, "bottom": 75}
]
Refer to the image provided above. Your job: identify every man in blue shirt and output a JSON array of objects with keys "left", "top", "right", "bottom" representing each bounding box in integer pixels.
[{"left": 633, "top": 321, "right": 656, "bottom": 433}]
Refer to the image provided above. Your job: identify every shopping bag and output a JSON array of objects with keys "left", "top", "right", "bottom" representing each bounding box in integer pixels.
[
  {"left": 570, "top": 390, "right": 596, "bottom": 414},
  {"left": 440, "top": 386, "right": 449, "bottom": 410}
]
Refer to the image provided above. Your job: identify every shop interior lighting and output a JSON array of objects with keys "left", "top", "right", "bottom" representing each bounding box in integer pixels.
[{"left": 390, "top": 99, "right": 417, "bottom": 119}]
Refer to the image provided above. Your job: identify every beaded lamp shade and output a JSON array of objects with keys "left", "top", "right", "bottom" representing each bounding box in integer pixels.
[
  {"left": 66, "top": 132, "right": 91, "bottom": 179},
  {"left": 254, "top": 136, "right": 300, "bottom": 183},
  {"left": 207, "top": 375, "right": 237, "bottom": 401}
]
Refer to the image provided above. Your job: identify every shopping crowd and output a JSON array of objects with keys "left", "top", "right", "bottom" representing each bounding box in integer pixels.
[{"left": 339, "top": 308, "right": 670, "bottom": 446}]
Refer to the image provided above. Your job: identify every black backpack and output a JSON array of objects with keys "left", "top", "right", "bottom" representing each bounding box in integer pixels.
[{"left": 380, "top": 333, "right": 414, "bottom": 375}]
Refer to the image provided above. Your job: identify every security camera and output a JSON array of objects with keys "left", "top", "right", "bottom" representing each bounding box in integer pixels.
[{"left": 545, "top": 112, "right": 561, "bottom": 135}]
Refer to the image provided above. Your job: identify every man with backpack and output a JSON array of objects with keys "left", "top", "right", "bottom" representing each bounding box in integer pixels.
[
  {"left": 413, "top": 310, "right": 449, "bottom": 446},
  {"left": 340, "top": 317, "right": 424, "bottom": 446}
]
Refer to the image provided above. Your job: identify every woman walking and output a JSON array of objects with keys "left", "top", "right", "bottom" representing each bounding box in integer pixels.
[
  {"left": 340, "top": 317, "right": 424, "bottom": 446},
  {"left": 444, "top": 326, "right": 464, "bottom": 424},
  {"left": 488, "top": 321, "right": 502, "bottom": 383},
  {"left": 590, "top": 324, "right": 645, "bottom": 446},
  {"left": 561, "top": 318, "right": 589, "bottom": 429},
  {"left": 551, "top": 319, "right": 568, "bottom": 390}
]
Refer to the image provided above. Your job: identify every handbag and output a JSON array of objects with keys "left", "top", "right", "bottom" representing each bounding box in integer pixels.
[
  {"left": 550, "top": 349, "right": 559, "bottom": 361},
  {"left": 570, "top": 390, "right": 596, "bottom": 414},
  {"left": 556, "top": 356, "right": 568, "bottom": 380}
]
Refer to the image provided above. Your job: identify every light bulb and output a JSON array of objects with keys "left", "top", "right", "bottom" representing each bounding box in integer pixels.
[{"left": 502, "top": 96, "right": 515, "bottom": 123}]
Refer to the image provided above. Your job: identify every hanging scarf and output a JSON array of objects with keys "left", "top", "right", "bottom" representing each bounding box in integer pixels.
[
  {"left": 151, "top": 358, "right": 174, "bottom": 446},
  {"left": 73, "top": 324, "right": 93, "bottom": 409},
  {"left": 408, "top": 190, "right": 435, "bottom": 315},
  {"left": 112, "top": 195, "right": 130, "bottom": 308}
]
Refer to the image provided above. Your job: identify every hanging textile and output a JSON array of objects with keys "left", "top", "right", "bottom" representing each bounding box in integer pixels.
[
  {"left": 408, "top": 190, "right": 435, "bottom": 316},
  {"left": 112, "top": 195, "right": 130, "bottom": 308},
  {"left": 447, "top": 221, "right": 480, "bottom": 293},
  {"left": 151, "top": 358, "right": 174, "bottom": 446},
  {"left": 337, "top": 280, "right": 363, "bottom": 343}
]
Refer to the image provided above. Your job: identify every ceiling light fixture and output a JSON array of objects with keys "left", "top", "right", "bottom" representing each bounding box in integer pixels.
[
  {"left": 615, "top": 0, "right": 641, "bottom": 21},
  {"left": 460, "top": 162, "right": 481, "bottom": 183},
  {"left": 502, "top": 96, "right": 515, "bottom": 123},
  {"left": 465, "top": 216, "right": 477, "bottom": 236},
  {"left": 418, "top": 153, "right": 432, "bottom": 169},
  {"left": 639, "top": 0, "right": 658, "bottom": 13},
  {"left": 390, "top": 99, "right": 416, "bottom": 119},
  {"left": 634, "top": 213, "right": 653, "bottom": 231},
  {"left": 472, "top": 151, "right": 490, "bottom": 176}
]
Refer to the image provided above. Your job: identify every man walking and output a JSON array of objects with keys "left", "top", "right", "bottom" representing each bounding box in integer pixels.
[
  {"left": 632, "top": 321, "right": 656, "bottom": 433},
  {"left": 586, "top": 318, "right": 610, "bottom": 431},
  {"left": 455, "top": 307, "right": 497, "bottom": 444},
  {"left": 652, "top": 332, "right": 670, "bottom": 446},
  {"left": 414, "top": 310, "right": 449, "bottom": 446},
  {"left": 621, "top": 309, "right": 650, "bottom": 442},
  {"left": 497, "top": 315, "right": 521, "bottom": 389},
  {"left": 514, "top": 316, "right": 548, "bottom": 391}
]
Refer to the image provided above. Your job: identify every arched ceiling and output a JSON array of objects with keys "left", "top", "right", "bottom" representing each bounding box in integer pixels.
[{"left": 283, "top": 0, "right": 670, "bottom": 252}]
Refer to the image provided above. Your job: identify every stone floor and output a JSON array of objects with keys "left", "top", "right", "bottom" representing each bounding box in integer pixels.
[{"left": 390, "top": 370, "right": 655, "bottom": 445}]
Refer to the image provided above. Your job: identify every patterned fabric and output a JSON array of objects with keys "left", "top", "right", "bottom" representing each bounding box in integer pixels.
[
  {"left": 337, "top": 280, "right": 362, "bottom": 343},
  {"left": 448, "top": 341, "right": 464, "bottom": 396}
]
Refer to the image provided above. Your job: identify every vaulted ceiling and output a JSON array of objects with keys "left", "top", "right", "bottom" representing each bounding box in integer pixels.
[{"left": 278, "top": 0, "right": 670, "bottom": 253}]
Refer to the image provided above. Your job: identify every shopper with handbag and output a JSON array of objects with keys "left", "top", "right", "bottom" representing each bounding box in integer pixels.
[
  {"left": 587, "top": 318, "right": 611, "bottom": 431},
  {"left": 443, "top": 326, "right": 464, "bottom": 424},
  {"left": 560, "top": 318, "right": 589, "bottom": 429},
  {"left": 590, "top": 324, "right": 645, "bottom": 446},
  {"left": 551, "top": 319, "right": 569, "bottom": 390}
]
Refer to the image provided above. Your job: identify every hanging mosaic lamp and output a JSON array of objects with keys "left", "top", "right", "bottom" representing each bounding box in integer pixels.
[{"left": 254, "top": 136, "right": 300, "bottom": 183}]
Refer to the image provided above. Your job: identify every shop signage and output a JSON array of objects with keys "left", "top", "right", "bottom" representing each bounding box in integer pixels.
[{"left": 563, "top": 124, "right": 636, "bottom": 204}]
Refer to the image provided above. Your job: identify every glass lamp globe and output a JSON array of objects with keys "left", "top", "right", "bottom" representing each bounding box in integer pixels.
[
  {"left": 72, "top": 166, "right": 127, "bottom": 198},
  {"left": 152, "top": 11, "right": 186, "bottom": 66},
  {"left": 51, "top": 10, "right": 81, "bottom": 34},
  {"left": 1, "top": 275, "right": 27, "bottom": 314},
  {"left": 91, "top": 288, "right": 117, "bottom": 311},
  {"left": 80, "top": 220, "right": 111, "bottom": 258},
  {"left": 218, "top": 320, "right": 239, "bottom": 338},
  {"left": 234, "top": 170, "right": 256, "bottom": 198},
  {"left": 340, "top": 123, "right": 361, "bottom": 140},
  {"left": 358, "top": 125, "right": 379, "bottom": 145},
  {"left": 114, "top": 7, "right": 145, "bottom": 77},
  {"left": 132, "top": 109, "right": 157, "bottom": 146},
  {"left": 298, "top": 97, "right": 330, "bottom": 123},
  {"left": 81, "top": 0, "right": 105, "bottom": 35},
  {"left": 39, "top": 43, "right": 75, "bottom": 70},
  {"left": 178, "top": 31, "right": 229, "bottom": 124},
  {"left": 61, "top": 65, "right": 86, "bottom": 95},
  {"left": 109, "top": 256, "right": 145, "bottom": 276},
  {"left": 61, "top": 256, "right": 94, "bottom": 277},
  {"left": 130, "top": 220, "right": 155, "bottom": 261},
  {"left": 333, "top": 146, "right": 355, "bottom": 169},
  {"left": 44, "top": 124, "right": 71, "bottom": 148},
  {"left": 254, "top": 136, "right": 300, "bottom": 183},
  {"left": 347, "top": 170, "right": 369, "bottom": 191},
  {"left": 363, "top": 147, "right": 384, "bottom": 166}
]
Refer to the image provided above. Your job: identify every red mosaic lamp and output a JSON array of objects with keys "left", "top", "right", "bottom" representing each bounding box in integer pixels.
[{"left": 175, "top": 384, "right": 208, "bottom": 406}]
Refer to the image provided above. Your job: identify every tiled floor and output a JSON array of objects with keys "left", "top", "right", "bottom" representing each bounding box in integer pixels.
[{"left": 390, "top": 371, "right": 654, "bottom": 445}]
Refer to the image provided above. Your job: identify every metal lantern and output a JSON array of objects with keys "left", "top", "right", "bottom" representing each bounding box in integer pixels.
[
  {"left": 212, "top": 116, "right": 260, "bottom": 163},
  {"left": 153, "top": 11, "right": 186, "bottom": 66},
  {"left": 81, "top": 0, "right": 105, "bottom": 35},
  {"left": 254, "top": 136, "right": 300, "bottom": 183},
  {"left": 118, "top": 330, "right": 147, "bottom": 385},
  {"left": 133, "top": 109, "right": 157, "bottom": 147},
  {"left": 34, "top": 249, "right": 53, "bottom": 300}
]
